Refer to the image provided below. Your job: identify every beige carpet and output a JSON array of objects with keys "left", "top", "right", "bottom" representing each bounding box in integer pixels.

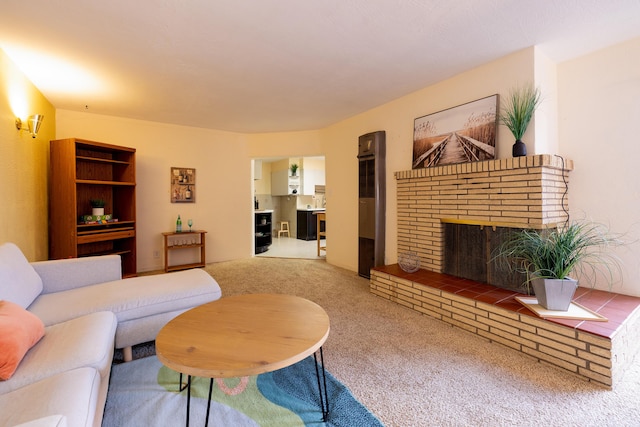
[{"left": 200, "top": 257, "right": 640, "bottom": 427}]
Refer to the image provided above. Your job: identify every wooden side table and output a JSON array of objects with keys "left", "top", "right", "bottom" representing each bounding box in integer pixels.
[{"left": 162, "top": 230, "right": 207, "bottom": 273}]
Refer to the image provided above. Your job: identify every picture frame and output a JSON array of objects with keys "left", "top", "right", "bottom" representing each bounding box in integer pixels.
[
  {"left": 171, "top": 167, "right": 196, "bottom": 203},
  {"left": 412, "top": 94, "right": 498, "bottom": 169}
]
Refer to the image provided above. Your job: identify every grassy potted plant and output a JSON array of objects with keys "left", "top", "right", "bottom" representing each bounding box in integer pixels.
[
  {"left": 499, "top": 84, "right": 542, "bottom": 157},
  {"left": 290, "top": 163, "right": 298, "bottom": 177},
  {"left": 90, "top": 199, "right": 105, "bottom": 216},
  {"left": 496, "top": 221, "right": 623, "bottom": 311}
]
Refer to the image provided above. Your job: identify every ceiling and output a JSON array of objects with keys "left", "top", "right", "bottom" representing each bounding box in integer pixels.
[{"left": 2, "top": 0, "right": 640, "bottom": 134}]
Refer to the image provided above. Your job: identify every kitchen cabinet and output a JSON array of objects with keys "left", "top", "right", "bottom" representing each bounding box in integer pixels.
[
  {"left": 297, "top": 209, "right": 326, "bottom": 240},
  {"left": 255, "top": 211, "right": 273, "bottom": 253},
  {"left": 253, "top": 160, "right": 262, "bottom": 180},
  {"left": 269, "top": 157, "right": 324, "bottom": 196},
  {"left": 271, "top": 169, "right": 300, "bottom": 195}
]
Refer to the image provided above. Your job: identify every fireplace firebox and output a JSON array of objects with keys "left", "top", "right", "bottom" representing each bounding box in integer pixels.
[{"left": 443, "top": 222, "right": 529, "bottom": 293}]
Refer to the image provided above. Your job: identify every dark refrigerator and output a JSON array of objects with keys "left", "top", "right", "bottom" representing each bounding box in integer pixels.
[{"left": 358, "top": 131, "right": 386, "bottom": 278}]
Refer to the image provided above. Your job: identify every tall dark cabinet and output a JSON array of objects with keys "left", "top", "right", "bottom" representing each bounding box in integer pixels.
[{"left": 357, "top": 131, "right": 386, "bottom": 278}]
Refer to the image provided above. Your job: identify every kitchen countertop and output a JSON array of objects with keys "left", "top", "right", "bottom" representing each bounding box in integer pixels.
[
  {"left": 254, "top": 209, "right": 274, "bottom": 213},
  {"left": 297, "top": 208, "right": 326, "bottom": 212}
]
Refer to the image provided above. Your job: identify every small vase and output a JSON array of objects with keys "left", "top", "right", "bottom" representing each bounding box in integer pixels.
[
  {"left": 512, "top": 140, "right": 527, "bottom": 157},
  {"left": 92, "top": 207, "right": 104, "bottom": 216}
]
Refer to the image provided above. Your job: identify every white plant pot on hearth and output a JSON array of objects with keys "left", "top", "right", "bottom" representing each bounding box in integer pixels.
[{"left": 531, "top": 277, "right": 578, "bottom": 311}]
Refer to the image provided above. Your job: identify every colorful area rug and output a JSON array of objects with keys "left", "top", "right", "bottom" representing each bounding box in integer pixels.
[{"left": 103, "top": 355, "right": 383, "bottom": 426}]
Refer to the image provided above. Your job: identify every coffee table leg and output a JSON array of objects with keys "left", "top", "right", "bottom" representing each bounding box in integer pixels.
[
  {"left": 186, "top": 375, "right": 192, "bottom": 427},
  {"left": 313, "top": 347, "right": 329, "bottom": 421},
  {"left": 179, "top": 373, "right": 188, "bottom": 391},
  {"left": 204, "top": 378, "right": 214, "bottom": 427},
  {"left": 179, "top": 374, "right": 214, "bottom": 427}
]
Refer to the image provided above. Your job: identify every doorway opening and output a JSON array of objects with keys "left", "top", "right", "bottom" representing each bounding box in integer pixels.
[{"left": 252, "top": 156, "right": 326, "bottom": 260}]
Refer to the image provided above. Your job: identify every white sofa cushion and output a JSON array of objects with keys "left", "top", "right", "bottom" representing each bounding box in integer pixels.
[
  {"left": 13, "top": 415, "right": 67, "bottom": 427},
  {"left": 0, "top": 368, "right": 98, "bottom": 427},
  {"left": 31, "top": 255, "right": 122, "bottom": 294},
  {"left": 0, "top": 311, "right": 116, "bottom": 395},
  {"left": 28, "top": 268, "right": 221, "bottom": 327},
  {"left": 0, "top": 243, "right": 43, "bottom": 308}
]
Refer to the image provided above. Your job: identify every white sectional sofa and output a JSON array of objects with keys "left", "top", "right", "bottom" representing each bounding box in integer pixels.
[{"left": 0, "top": 242, "right": 222, "bottom": 427}]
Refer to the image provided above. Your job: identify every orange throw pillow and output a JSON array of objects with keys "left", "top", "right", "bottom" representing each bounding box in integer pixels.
[{"left": 0, "top": 300, "right": 45, "bottom": 380}]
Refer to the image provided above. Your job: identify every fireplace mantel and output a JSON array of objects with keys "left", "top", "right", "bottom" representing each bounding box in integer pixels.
[
  {"left": 395, "top": 154, "right": 573, "bottom": 273},
  {"left": 395, "top": 154, "right": 573, "bottom": 180}
]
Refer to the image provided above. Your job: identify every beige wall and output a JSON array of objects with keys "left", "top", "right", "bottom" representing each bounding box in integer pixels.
[
  {"left": 301, "top": 156, "right": 325, "bottom": 171},
  {"left": 0, "top": 50, "right": 55, "bottom": 260},
  {"left": 316, "top": 48, "right": 536, "bottom": 271},
  {"left": 56, "top": 110, "right": 251, "bottom": 271},
  {"left": 245, "top": 49, "right": 536, "bottom": 272},
  {"left": 534, "top": 47, "right": 559, "bottom": 155},
  {"left": 558, "top": 37, "right": 640, "bottom": 295}
]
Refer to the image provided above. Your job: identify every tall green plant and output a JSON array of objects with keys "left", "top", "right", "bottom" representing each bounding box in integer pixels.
[
  {"left": 496, "top": 221, "right": 623, "bottom": 289},
  {"left": 500, "top": 84, "right": 542, "bottom": 140}
]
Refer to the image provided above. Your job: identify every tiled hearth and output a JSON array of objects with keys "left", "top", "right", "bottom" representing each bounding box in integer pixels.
[
  {"left": 371, "top": 265, "right": 640, "bottom": 387},
  {"left": 372, "top": 155, "right": 640, "bottom": 387}
]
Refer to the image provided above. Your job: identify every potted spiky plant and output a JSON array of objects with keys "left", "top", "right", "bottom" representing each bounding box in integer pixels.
[
  {"left": 499, "top": 84, "right": 542, "bottom": 157},
  {"left": 496, "top": 221, "right": 623, "bottom": 311},
  {"left": 290, "top": 163, "right": 299, "bottom": 177}
]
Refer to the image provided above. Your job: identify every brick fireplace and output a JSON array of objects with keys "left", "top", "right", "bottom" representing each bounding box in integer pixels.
[
  {"left": 370, "top": 154, "right": 640, "bottom": 387},
  {"left": 395, "top": 154, "right": 573, "bottom": 273}
]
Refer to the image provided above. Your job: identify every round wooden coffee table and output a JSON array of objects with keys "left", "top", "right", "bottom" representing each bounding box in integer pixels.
[{"left": 156, "top": 293, "right": 331, "bottom": 426}]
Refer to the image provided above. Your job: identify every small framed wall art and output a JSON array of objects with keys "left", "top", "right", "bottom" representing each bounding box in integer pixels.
[
  {"left": 412, "top": 94, "right": 498, "bottom": 169},
  {"left": 171, "top": 167, "right": 196, "bottom": 203}
]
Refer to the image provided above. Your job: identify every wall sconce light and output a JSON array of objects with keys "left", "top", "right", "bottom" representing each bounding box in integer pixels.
[{"left": 15, "top": 114, "right": 44, "bottom": 138}]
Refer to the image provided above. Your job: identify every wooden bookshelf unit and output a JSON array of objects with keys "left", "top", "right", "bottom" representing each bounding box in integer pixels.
[{"left": 49, "top": 138, "right": 137, "bottom": 277}]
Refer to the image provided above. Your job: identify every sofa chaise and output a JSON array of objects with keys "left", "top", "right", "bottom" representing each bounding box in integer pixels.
[{"left": 0, "top": 242, "right": 222, "bottom": 427}]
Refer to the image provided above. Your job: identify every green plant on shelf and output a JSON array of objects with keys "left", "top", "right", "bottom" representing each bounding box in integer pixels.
[{"left": 90, "top": 199, "right": 105, "bottom": 208}]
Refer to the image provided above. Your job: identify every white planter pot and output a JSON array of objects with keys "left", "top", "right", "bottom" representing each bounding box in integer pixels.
[
  {"left": 531, "top": 277, "right": 578, "bottom": 311},
  {"left": 92, "top": 207, "right": 105, "bottom": 216}
]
